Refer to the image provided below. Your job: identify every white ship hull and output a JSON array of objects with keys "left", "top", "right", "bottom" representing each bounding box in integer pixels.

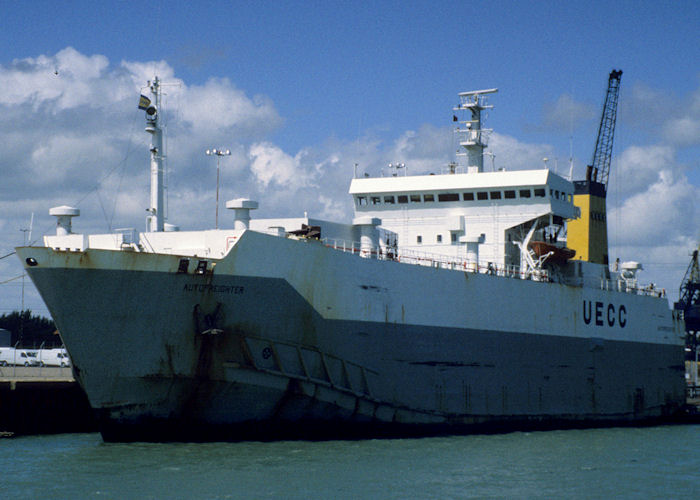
[{"left": 17, "top": 230, "right": 686, "bottom": 441}]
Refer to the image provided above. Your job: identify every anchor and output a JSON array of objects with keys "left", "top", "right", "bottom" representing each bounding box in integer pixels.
[{"left": 193, "top": 303, "right": 224, "bottom": 335}]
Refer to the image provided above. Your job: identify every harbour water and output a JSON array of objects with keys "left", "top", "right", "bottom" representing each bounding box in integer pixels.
[{"left": 1, "top": 425, "right": 698, "bottom": 498}]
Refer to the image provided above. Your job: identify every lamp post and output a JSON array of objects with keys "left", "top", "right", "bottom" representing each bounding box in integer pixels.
[{"left": 206, "top": 148, "right": 231, "bottom": 229}]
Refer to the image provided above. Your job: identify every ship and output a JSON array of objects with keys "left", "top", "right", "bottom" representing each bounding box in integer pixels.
[{"left": 16, "top": 78, "right": 687, "bottom": 442}]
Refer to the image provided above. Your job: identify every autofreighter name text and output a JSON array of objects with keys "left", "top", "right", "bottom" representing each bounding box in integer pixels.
[{"left": 183, "top": 284, "right": 244, "bottom": 294}]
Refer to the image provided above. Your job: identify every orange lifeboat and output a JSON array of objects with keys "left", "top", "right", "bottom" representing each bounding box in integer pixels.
[{"left": 528, "top": 240, "right": 576, "bottom": 264}]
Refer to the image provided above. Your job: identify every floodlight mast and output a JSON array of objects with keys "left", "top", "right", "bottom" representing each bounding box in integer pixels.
[
  {"left": 144, "top": 77, "right": 164, "bottom": 232},
  {"left": 206, "top": 148, "right": 231, "bottom": 229}
]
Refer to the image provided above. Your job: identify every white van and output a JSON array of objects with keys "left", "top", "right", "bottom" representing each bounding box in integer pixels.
[
  {"left": 38, "top": 348, "right": 72, "bottom": 367},
  {"left": 0, "top": 347, "right": 15, "bottom": 366},
  {"left": 0, "top": 348, "right": 42, "bottom": 366},
  {"left": 18, "top": 350, "right": 40, "bottom": 366}
]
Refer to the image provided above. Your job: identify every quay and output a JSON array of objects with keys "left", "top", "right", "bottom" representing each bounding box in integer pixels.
[{"left": 0, "top": 366, "right": 96, "bottom": 436}]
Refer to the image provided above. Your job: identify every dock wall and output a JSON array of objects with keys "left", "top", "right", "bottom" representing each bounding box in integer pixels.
[{"left": 0, "top": 379, "right": 96, "bottom": 435}]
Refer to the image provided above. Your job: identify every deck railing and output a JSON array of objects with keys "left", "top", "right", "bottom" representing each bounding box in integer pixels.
[
  {"left": 600, "top": 278, "right": 666, "bottom": 298},
  {"left": 322, "top": 237, "right": 666, "bottom": 296},
  {"left": 322, "top": 238, "right": 549, "bottom": 282}
]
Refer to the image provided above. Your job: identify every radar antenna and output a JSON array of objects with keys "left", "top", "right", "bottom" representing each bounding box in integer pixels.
[{"left": 453, "top": 88, "right": 498, "bottom": 172}]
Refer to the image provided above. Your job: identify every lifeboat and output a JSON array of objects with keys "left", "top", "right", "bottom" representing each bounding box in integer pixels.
[{"left": 528, "top": 240, "right": 576, "bottom": 264}]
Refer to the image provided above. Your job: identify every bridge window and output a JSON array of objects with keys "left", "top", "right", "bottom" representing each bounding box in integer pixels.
[
  {"left": 424, "top": 194, "right": 435, "bottom": 202},
  {"left": 534, "top": 188, "right": 546, "bottom": 197},
  {"left": 397, "top": 195, "right": 408, "bottom": 204},
  {"left": 410, "top": 194, "right": 421, "bottom": 203},
  {"left": 357, "top": 196, "right": 367, "bottom": 206},
  {"left": 477, "top": 191, "right": 488, "bottom": 200},
  {"left": 437, "top": 234, "right": 443, "bottom": 243},
  {"left": 177, "top": 258, "right": 190, "bottom": 274},
  {"left": 451, "top": 233, "right": 457, "bottom": 243},
  {"left": 438, "top": 193, "right": 459, "bottom": 202},
  {"left": 417, "top": 235, "right": 422, "bottom": 244},
  {"left": 490, "top": 191, "right": 502, "bottom": 200},
  {"left": 504, "top": 190, "right": 516, "bottom": 199},
  {"left": 195, "top": 260, "right": 208, "bottom": 275},
  {"left": 519, "top": 189, "right": 531, "bottom": 198},
  {"left": 463, "top": 192, "right": 474, "bottom": 201},
  {"left": 371, "top": 196, "right": 381, "bottom": 205},
  {"left": 384, "top": 196, "right": 395, "bottom": 204}
]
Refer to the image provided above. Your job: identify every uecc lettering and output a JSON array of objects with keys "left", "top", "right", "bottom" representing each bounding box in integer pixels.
[{"left": 582, "top": 300, "right": 626, "bottom": 327}]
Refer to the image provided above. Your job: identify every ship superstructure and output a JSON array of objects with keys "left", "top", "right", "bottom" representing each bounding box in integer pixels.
[
  {"left": 350, "top": 168, "right": 578, "bottom": 275},
  {"left": 16, "top": 79, "right": 686, "bottom": 441}
]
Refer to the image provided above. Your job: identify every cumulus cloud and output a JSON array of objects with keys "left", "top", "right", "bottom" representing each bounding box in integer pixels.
[
  {"left": 249, "top": 142, "right": 313, "bottom": 190},
  {"left": 542, "top": 94, "right": 597, "bottom": 131},
  {"left": 613, "top": 144, "right": 677, "bottom": 197},
  {"left": 606, "top": 148, "right": 698, "bottom": 298},
  {"left": 178, "top": 78, "right": 281, "bottom": 137},
  {"left": 0, "top": 48, "right": 284, "bottom": 230},
  {"left": 607, "top": 177, "right": 698, "bottom": 297},
  {"left": 662, "top": 116, "right": 700, "bottom": 147},
  {"left": 120, "top": 60, "right": 176, "bottom": 90},
  {"left": 384, "top": 125, "right": 453, "bottom": 174},
  {"left": 244, "top": 141, "right": 352, "bottom": 220},
  {"left": 0, "top": 48, "right": 151, "bottom": 115},
  {"left": 621, "top": 80, "right": 700, "bottom": 149},
  {"left": 609, "top": 169, "right": 698, "bottom": 247},
  {"left": 489, "top": 133, "right": 555, "bottom": 171}
]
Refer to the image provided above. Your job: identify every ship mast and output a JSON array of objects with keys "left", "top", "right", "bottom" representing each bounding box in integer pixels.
[
  {"left": 454, "top": 88, "right": 498, "bottom": 172},
  {"left": 143, "top": 77, "right": 164, "bottom": 232}
]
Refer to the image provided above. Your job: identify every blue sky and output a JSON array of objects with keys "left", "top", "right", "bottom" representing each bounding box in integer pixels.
[
  {"left": 5, "top": 1, "right": 700, "bottom": 156},
  {"left": 1, "top": 0, "right": 699, "bottom": 316}
]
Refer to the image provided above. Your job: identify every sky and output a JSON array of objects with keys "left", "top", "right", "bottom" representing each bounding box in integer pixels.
[{"left": 0, "top": 0, "right": 698, "bottom": 317}]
